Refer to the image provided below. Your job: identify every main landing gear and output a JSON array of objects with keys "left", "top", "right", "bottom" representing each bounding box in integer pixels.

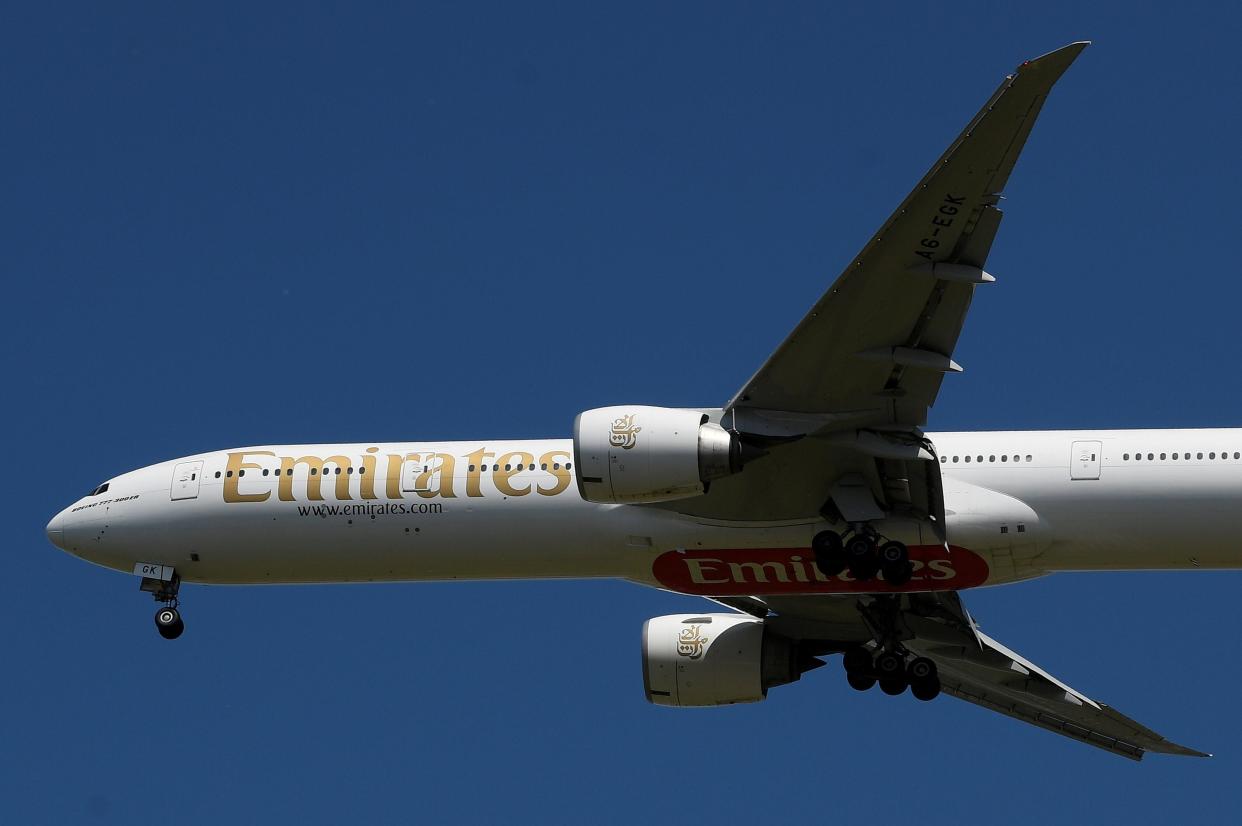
[
  {"left": 140, "top": 571, "right": 185, "bottom": 640},
  {"left": 841, "top": 646, "right": 941, "bottom": 701},
  {"left": 812, "top": 529, "right": 913, "bottom": 586}
]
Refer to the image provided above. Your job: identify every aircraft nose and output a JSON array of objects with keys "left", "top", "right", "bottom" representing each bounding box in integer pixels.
[{"left": 46, "top": 508, "right": 69, "bottom": 550}]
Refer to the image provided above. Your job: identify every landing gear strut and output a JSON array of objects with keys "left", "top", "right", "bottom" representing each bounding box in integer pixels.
[
  {"left": 811, "top": 528, "right": 913, "bottom": 585},
  {"left": 140, "top": 571, "right": 184, "bottom": 640}
]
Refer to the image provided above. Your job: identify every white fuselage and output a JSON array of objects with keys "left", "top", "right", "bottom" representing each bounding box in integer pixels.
[{"left": 46, "top": 428, "right": 1242, "bottom": 597}]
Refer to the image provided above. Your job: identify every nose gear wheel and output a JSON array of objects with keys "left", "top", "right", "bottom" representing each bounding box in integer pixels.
[{"left": 140, "top": 571, "right": 186, "bottom": 640}]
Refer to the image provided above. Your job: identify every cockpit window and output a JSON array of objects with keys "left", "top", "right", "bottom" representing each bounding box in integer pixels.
[{"left": 88, "top": 482, "right": 110, "bottom": 496}]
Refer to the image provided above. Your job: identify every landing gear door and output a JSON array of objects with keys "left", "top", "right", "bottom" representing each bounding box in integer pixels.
[
  {"left": 1070, "top": 440, "right": 1102, "bottom": 480},
  {"left": 171, "top": 460, "right": 204, "bottom": 500}
]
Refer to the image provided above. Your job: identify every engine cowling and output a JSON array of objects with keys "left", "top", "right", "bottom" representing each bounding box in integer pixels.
[
  {"left": 573, "top": 406, "right": 740, "bottom": 504},
  {"left": 641, "top": 613, "right": 807, "bottom": 707}
]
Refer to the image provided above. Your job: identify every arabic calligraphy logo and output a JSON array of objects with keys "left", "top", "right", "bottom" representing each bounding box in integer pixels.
[
  {"left": 676, "top": 625, "right": 709, "bottom": 660},
  {"left": 608, "top": 413, "right": 642, "bottom": 450}
]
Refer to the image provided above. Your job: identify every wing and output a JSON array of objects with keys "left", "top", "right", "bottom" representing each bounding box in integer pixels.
[
  {"left": 667, "top": 43, "right": 1087, "bottom": 526},
  {"left": 727, "top": 42, "right": 1088, "bottom": 426},
  {"left": 757, "top": 592, "right": 1208, "bottom": 761}
]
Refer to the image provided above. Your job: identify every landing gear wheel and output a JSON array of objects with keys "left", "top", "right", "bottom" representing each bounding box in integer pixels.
[
  {"left": 842, "top": 647, "right": 873, "bottom": 676},
  {"left": 846, "top": 672, "right": 877, "bottom": 692},
  {"left": 879, "top": 678, "right": 908, "bottom": 696},
  {"left": 877, "top": 541, "right": 913, "bottom": 586},
  {"left": 874, "top": 651, "right": 905, "bottom": 680},
  {"left": 879, "top": 541, "right": 909, "bottom": 565},
  {"left": 812, "top": 530, "right": 847, "bottom": 577},
  {"left": 846, "top": 534, "right": 880, "bottom": 581},
  {"left": 155, "top": 606, "right": 184, "bottom": 640},
  {"left": 845, "top": 534, "right": 874, "bottom": 560},
  {"left": 882, "top": 560, "right": 914, "bottom": 586},
  {"left": 907, "top": 656, "right": 939, "bottom": 700},
  {"left": 907, "top": 657, "right": 937, "bottom": 683}
]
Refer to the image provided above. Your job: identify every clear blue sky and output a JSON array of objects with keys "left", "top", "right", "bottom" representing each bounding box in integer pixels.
[{"left": 5, "top": 2, "right": 1242, "bottom": 823}]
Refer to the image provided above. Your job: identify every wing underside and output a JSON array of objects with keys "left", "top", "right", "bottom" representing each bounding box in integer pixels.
[{"left": 758, "top": 593, "right": 1207, "bottom": 761}]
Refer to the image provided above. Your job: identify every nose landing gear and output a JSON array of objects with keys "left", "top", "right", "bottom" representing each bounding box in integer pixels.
[
  {"left": 139, "top": 569, "right": 184, "bottom": 640},
  {"left": 155, "top": 605, "right": 184, "bottom": 640}
]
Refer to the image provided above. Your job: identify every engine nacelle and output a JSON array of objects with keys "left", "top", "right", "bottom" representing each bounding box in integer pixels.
[
  {"left": 641, "top": 613, "right": 806, "bottom": 707},
  {"left": 573, "top": 406, "right": 740, "bottom": 504}
]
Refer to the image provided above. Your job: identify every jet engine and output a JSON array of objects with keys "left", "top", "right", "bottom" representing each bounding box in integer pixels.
[
  {"left": 573, "top": 406, "right": 741, "bottom": 504},
  {"left": 641, "top": 613, "right": 817, "bottom": 707}
]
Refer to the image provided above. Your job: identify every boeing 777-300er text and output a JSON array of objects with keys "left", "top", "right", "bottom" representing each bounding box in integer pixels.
[{"left": 46, "top": 42, "right": 1225, "bottom": 760}]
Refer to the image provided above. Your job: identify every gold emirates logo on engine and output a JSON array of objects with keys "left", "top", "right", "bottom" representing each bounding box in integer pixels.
[
  {"left": 221, "top": 447, "right": 573, "bottom": 503},
  {"left": 608, "top": 414, "right": 641, "bottom": 450},
  {"left": 676, "top": 625, "right": 708, "bottom": 659}
]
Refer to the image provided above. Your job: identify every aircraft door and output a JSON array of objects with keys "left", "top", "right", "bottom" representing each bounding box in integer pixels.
[
  {"left": 171, "top": 460, "right": 204, "bottom": 500},
  {"left": 1070, "top": 440, "right": 1102, "bottom": 480}
]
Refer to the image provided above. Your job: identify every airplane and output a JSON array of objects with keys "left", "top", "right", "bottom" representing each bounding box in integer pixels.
[{"left": 45, "top": 41, "right": 1225, "bottom": 760}]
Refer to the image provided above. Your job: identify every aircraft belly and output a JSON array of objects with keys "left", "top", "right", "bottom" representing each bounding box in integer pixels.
[{"left": 177, "top": 493, "right": 637, "bottom": 584}]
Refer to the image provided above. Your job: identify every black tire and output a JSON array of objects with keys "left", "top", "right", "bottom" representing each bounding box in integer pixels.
[
  {"left": 157, "top": 618, "right": 184, "bottom": 640},
  {"left": 882, "top": 560, "right": 914, "bottom": 587},
  {"left": 910, "top": 678, "right": 940, "bottom": 702},
  {"left": 907, "top": 657, "right": 937, "bottom": 682},
  {"left": 155, "top": 606, "right": 180, "bottom": 628},
  {"left": 812, "top": 530, "right": 847, "bottom": 577},
  {"left": 848, "top": 555, "right": 880, "bottom": 581},
  {"left": 846, "top": 672, "right": 877, "bottom": 692},
  {"left": 879, "top": 678, "right": 907, "bottom": 696},
  {"left": 842, "top": 647, "right": 872, "bottom": 675},
  {"left": 845, "top": 534, "right": 874, "bottom": 559},
  {"left": 879, "top": 541, "right": 908, "bottom": 564},
  {"left": 874, "top": 651, "right": 904, "bottom": 679},
  {"left": 845, "top": 534, "right": 879, "bottom": 580}
]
